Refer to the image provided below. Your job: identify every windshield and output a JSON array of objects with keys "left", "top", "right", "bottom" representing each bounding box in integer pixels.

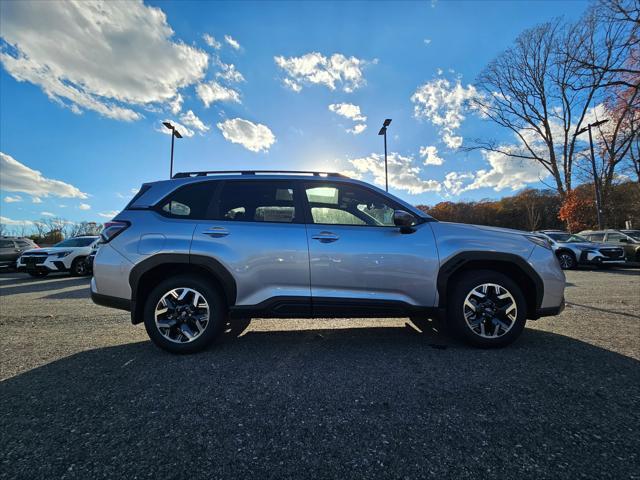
[
  {"left": 546, "top": 233, "right": 590, "bottom": 243},
  {"left": 623, "top": 230, "right": 640, "bottom": 241},
  {"left": 54, "top": 237, "right": 97, "bottom": 248}
]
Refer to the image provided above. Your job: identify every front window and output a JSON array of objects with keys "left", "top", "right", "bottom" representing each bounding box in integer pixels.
[
  {"left": 54, "top": 237, "right": 96, "bottom": 247},
  {"left": 606, "top": 232, "right": 628, "bottom": 243},
  {"left": 586, "top": 233, "right": 605, "bottom": 242},
  {"left": 622, "top": 231, "right": 640, "bottom": 241},
  {"left": 304, "top": 183, "right": 407, "bottom": 227}
]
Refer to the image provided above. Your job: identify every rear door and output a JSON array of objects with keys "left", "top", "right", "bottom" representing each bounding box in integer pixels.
[
  {"left": 301, "top": 181, "right": 439, "bottom": 314},
  {"left": 0, "top": 240, "right": 17, "bottom": 264},
  {"left": 190, "top": 179, "right": 310, "bottom": 311}
]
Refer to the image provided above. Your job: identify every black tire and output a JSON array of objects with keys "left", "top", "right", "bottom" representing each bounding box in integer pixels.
[
  {"left": 447, "top": 270, "right": 527, "bottom": 348},
  {"left": 556, "top": 250, "right": 577, "bottom": 270},
  {"left": 143, "top": 275, "right": 226, "bottom": 354},
  {"left": 70, "top": 257, "right": 89, "bottom": 276},
  {"left": 28, "top": 271, "right": 49, "bottom": 278}
]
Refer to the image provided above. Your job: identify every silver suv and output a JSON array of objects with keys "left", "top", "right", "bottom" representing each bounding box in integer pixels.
[{"left": 91, "top": 171, "right": 565, "bottom": 353}]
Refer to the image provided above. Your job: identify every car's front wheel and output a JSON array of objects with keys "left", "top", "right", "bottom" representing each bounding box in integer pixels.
[
  {"left": 70, "top": 257, "right": 89, "bottom": 276},
  {"left": 447, "top": 270, "right": 527, "bottom": 348},
  {"left": 556, "top": 251, "right": 577, "bottom": 270},
  {"left": 143, "top": 275, "right": 226, "bottom": 354}
]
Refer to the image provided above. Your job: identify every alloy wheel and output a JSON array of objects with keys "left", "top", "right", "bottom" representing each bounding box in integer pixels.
[
  {"left": 463, "top": 283, "right": 517, "bottom": 339},
  {"left": 558, "top": 253, "right": 574, "bottom": 269},
  {"left": 154, "top": 287, "right": 210, "bottom": 343}
]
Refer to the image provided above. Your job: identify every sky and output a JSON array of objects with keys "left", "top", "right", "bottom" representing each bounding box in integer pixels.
[{"left": 0, "top": 0, "right": 589, "bottom": 227}]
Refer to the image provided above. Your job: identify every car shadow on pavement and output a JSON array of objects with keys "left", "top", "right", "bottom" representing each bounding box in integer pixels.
[
  {"left": 565, "top": 301, "right": 640, "bottom": 319},
  {"left": 0, "top": 277, "right": 90, "bottom": 296},
  {"left": 1, "top": 327, "right": 638, "bottom": 480}
]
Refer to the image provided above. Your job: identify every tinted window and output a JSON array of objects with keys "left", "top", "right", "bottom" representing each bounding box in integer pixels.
[
  {"left": 0, "top": 240, "right": 14, "bottom": 248},
  {"left": 160, "top": 181, "right": 217, "bottom": 218},
  {"left": 587, "top": 233, "right": 605, "bottom": 242},
  {"left": 606, "top": 232, "right": 626, "bottom": 242},
  {"left": 16, "top": 241, "right": 32, "bottom": 247},
  {"left": 55, "top": 237, "right": 97, "bottom": 247},
  {"left": 216, "top": 181, "right": 297, "bottom": 223},
  {"left": 305, "top": 184, "right": 405, "bottom": 227}
]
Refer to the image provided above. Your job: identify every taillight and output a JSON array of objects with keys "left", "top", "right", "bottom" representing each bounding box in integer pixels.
[{"left": 101, "top": 221, "right": 130, "bottom": 243}]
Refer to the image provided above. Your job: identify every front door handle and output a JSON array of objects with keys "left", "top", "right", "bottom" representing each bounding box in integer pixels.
[
  {"left": 203, "top": 226, "right": 230, "bottom": 238},
  {"left": 311, "top": 232, "right": 339, "bottom": 243}
]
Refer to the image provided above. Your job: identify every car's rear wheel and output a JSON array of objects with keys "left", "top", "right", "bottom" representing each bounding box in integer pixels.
[
  {"left": 556, "top": 251, "right": 577, "bottom": 270},
  {"left": 70, "top": 257, "right": 89, "bottom": 276},
  {"left": 447, "top": 270, "right": 527, "bottom": 348},
  {"left": 143, "top": 275, "right": 226, "bottom": 354}
]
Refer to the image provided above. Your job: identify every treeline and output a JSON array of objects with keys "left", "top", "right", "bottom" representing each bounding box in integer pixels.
[
  {"left": 0, "top": 219, "right": 102, "bottom": 244},
  {"left": 417, "top": 181, "right": 639, "bottom": 232}
]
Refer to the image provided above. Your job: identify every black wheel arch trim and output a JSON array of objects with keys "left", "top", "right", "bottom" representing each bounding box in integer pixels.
[
  {"left": 128, "top": 253, "right": 237, "bottom": 323},
  {"left": 436, "top": 251, "right": 544, "bottom": 312}
]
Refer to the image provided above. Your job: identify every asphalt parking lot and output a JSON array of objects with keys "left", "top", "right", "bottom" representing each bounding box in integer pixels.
[{"left": 1, "top": 268, "right": 639, "bottom": 479}]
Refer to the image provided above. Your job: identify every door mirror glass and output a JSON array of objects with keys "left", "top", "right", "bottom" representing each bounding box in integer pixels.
[{"left": 393, "top": 210, "right": 415, "bottom": 231}]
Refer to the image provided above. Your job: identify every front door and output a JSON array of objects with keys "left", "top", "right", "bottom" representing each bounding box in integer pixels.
[{"left": 302, "top": 181, "right": 439, "bottom": 315}]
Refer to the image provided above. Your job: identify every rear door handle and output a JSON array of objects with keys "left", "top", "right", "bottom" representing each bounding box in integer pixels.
[
  {"left": 311, "top": 232, "right": 339, "bottom": 243},
  {"left": 203, "top": 226, "right": 230, "bottom": 238}
]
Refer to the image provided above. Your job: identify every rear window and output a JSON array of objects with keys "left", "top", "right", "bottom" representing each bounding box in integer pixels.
[
  {"left": 158, "top": 181, "right": 217, "bottom": 219},
  {"left": 0, "top": 240, "right": 14, "bottom": 248},
  {"left": 215, "top": 181, "right": 297, "bottom": 223}
]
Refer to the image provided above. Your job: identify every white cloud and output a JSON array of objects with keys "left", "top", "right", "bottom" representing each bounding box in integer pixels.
[
  {"left": 203, "top": 33, "right": 221, "bottom": 49},
  {"left": 180, "top": 110, "right": 209, "bottom": 133},
  {"left": 4, "top": 195, "right": 22, "bottom": 203},
  {"left": 40, "top": 211, "right": 55, "bottom": 217},
  {"left": 169, "top": 94, "right": 183, "bottom": 115},
  {"left": 98, "top": 210, "right": 119, "bottom": 219},
  {"left": 419, "top": 145, "right": 444, "bottom": 166},
  {"left": 0, "top": 216, "right": 33, "bottom": 226},
  {"left": 0, "top": 1, "right": 208, "bottom": 121},
  {"left": 348, "top": 124, "right": 367, "bottom": 135},
  {"left": 78, "top": 203, "right": 91, "bottom": 210},
  {"left": 1, "top": 152, "right": 88, "bottom": 199},
  {"left": 216, "top": 63, "right": 245, "bottom": 83},
  {"left": 31, "top": 197, "right": 42, "bottom": 204},
  {"left": 348, "top": 153, "right": 441, "bottom": 194},
  {"left": 465, "top": 150, "right": 550, "bottom": 192},
  {"left": 224, "top": 35, "right": 241, "bottom": 50},
  {"left": 216, "top": 118, "right": 276, "bottom": 153},
  {"left": 275, "top": 52, "right": 371, "bottom": 92},
  {"left": 158, "top": 119, "right": 194, "bottom": 138},
  {"left": 411, "top": 77, "right": 479, "bottom": 149},
  {"left": 443, "top": 171, "right": 475, "bottom": 195},
  {"left": 328, "top": 103, "right": 366, "bottom": 122},
  {"left": 424, "top": 39, "right": 432, "bottom": 46},
  {"left": 196, "top": 81, "right": 241, "bottom": 107}
]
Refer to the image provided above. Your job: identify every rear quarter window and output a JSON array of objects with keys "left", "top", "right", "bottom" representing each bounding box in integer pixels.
[{"left": 157, "top": 181, "right": 218, "bottom": 219}]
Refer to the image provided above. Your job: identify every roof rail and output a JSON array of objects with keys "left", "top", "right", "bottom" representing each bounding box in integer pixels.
[{"left": 172, "top": 170, "right": 348, "bottom": 179}]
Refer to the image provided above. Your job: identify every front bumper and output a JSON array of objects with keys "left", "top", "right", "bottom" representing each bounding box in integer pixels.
[
  {"left": 17, "top": 256, "right": 70, "bottom": 273},
  {"left": 534, "top": 300, "right": 565, "bottom": 318},
  {"left": 579, "top": 251, "right": 626, "bottom": 265}
]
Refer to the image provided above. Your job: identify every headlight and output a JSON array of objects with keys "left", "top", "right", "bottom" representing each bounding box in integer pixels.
[
  {"left": 54, "top": 251, "right": 72, "bottom": 258},
  {"left": 578, "top": 246, "right": 598, "bottom": 253},
  {"left": 526, "top": 235, "right": 552, "bottom": 250}
]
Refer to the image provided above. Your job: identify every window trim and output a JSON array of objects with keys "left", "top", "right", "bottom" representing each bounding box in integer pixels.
[
  {"left": 212, "top": 179, "right": 305, "bottom": 225},
  {"left": 300, "top": 180, "right": 422, "bottom": 228}
]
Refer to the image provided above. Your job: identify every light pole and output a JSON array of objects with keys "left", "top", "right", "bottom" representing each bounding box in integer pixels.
[
  {"left": 163, "top": 121, "right": 183, "bottom": 178},
  {"left": 378, "top": 119, "right": 392, "bottom": 192},
  {"left": 575, "top": 119, "right": 609, "bottom": 229}
]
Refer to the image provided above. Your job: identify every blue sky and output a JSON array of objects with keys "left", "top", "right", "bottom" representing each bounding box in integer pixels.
[{"left": 0, "top": 0, "right": 587, "bottom": 226}]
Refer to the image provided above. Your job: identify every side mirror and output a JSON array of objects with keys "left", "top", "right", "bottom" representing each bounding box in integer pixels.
[{"left": 393, "top": 210, "right": 415, "bottom": 233}]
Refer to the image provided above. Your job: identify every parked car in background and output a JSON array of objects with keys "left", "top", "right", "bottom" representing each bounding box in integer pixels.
[
  {"left": 91, "top": 170, "right": 565, "bottom": 353},
  {"left": 85, "top": 243, "right": 100, "bottom": 274},
  {"left": 0, "top": 237, "right": 39, "bottom": 270},
  {"left": 579, "top": 229, "right": 640, "bottom": 263},
  {"left": 17, "top": 236, "right": 99, "bottom": 277},
  {"left": 535, "top": 230, "right": 626, "bottom": 269}
]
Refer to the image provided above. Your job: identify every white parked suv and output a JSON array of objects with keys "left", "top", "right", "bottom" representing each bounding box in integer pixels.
[{"left": 18, "top": 236, "right": 99, "bottom": 277}]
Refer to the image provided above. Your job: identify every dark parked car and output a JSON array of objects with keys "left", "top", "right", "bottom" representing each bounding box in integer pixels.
[
  {"left": 0, "top": 237, "right": 38, "bottom": 270},
  {"left": 579, "top": 229, "right": 640, "bottom": 263}
]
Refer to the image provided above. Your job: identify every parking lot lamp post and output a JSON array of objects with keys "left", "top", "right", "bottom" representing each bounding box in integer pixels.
[
  {"left": 378, "top": 119, "right": 392, "bottom": 192},
  {"left": 163, "top": 122, "right": 183, "bottom": 179},
  {"left": 575, "top": 119, "right": 609, "bottom": 229}
]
